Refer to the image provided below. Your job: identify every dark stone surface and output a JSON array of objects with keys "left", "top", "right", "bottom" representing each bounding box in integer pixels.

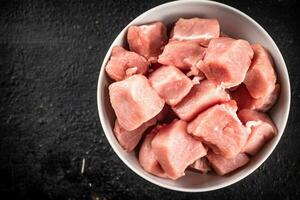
[{"left": 0, "top": 0, "right": 299, "bottom": 199}]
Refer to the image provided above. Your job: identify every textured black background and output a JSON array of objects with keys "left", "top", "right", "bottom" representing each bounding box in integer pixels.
[{"left": 0, "top": 0, "right": 299, "bottom": 199}]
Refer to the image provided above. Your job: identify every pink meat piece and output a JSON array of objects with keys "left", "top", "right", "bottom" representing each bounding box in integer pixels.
[
  {"left": 201, "top": 37, "right": 254, "bottom": 88},
  {"left": 207, "top": 152, "right": 250, "bottom": 175},
  {"left": 158, "top": 41, "right": 206, "bottom": 70},
  {"left": 238, "top": 109, "right": 277, "bottom": 155},
  {"left": 187, "top": 101, "right": 248, "bottom": 159},
  {"left": 173, "top": 79, "right": 230, "bottom": 121},
  {"left": 127, "top": 22, "right": 168, "bottom": 62},
  {"left": 152, "top": 120, "right": 207, "bottom": 180},
  {"left": 139, "top": 127, "right": 168, "bottom": 178},
  {"left": 109, "top": 75, "right": 165, "bottom": 131},
  {"left": 114, "top": 118, "right": 157, "bottom": 152},
  {"left": 244, "top": 44, "right": 277, "bottom": 99},
  {"left": 105, "top": 46, "right": 149, "bottom": 81},
  {"left": 149, "top": 66, "right": 193, "bottom": 106},
  {"left": 189, "top": 157, "right": 211, "bottom": 173},
  {"left": 170, "top": 18, "right": 220, "bottom": 47},
  {"left": 231, "top": 84, "right": 280, "bottom": 112}
]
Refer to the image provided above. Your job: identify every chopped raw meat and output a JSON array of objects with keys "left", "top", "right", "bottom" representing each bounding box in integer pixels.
[
  {"left": 152, "top": 120, "right": 207, "bottom": 179},
  {"left": 187, "top": 101, "right": 248, "bottom": 159},
  {"left": 170, "top": 18, "right": 220, "bottom": 46},
  {"left": 189, "top": 157, "right": 211, "bottom": 173},
  {"left": 201, "top": 37, "right": 254, "bottom": 88},
  {"left": 244, "top": 44, "right": 277, "bottom": 99},
  {"left": 231, "top": 84, "right": 280, "bottom": 112},
  {"left": 238, "top": 109, "right": 277, "bottom": 155},
  {"left": 149, "top": 66, "right": 193, "bottom": 106},
  {"left": 158, "top": 41, "right": 206, "bottom": 69},
  {"left": 106, "top": 18, "right": 280, "bottom": 180},
  {"left": 139, "top": 128, "right": 168, "bottom": 178},
  {"left": 114, "top": 118, "right": 157, "bottom": 152},
  {"left": 127, "top": 22, "right": 168, "bottom": 62},
  {"left": 109, "top": 75, "right": 165, "bottom": 131},
  {"left": 173, "top": 79, "right": 230, "bottom": 121},
  {"left": 105, "top": 46, "right": 149, "bottom": 81},
  {"left": 207, "top": 152, "right": 250, "bottom": 175}
]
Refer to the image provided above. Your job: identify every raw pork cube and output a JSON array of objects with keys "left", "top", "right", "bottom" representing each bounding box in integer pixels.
[
  {"left": 105, "top": 46, "right": 149, "bottom": 81},
  {"left": 201, "top": 37, "right": 254, "bottom": 88},
  {"left": 109, "top": 75, "right": 164, "bottom": 131},
  {"left": 152, "top": 120, "right": 207, "bottom": 180},
  {"left": 149, "top": 66, "right": 193, "bottom": 106},
  {"left": 189, "top": 157, "right": 211, "bottom": 173},
  {"left": 139, "top": 127, "right": 168, "bottom": 178},
  {"left": 127, "top": 22, "right": 168, "bottom": 62},
  {"left": 187, "top": 101, "right": 248, "bottom": 159},
  {"left": 114, "top": 118, "right": 157, "bottom": 152},
  {"left": 238, "top": 109, "right": 277, "bottom": 155},
  {"left": 173, "top": 80, "right": 230, "bottom": 121},
  {"left": 170, "top": 18, "right": 220, "bottom": 46},
  {"left": 207, "top": 152, "right": 249, "bottom": 175},
  {"left": 158, "top": 41, "right": 206, "bottom": 70},
  {"left": 244, "top": 44, "right": 277, "bottom": 99},
  {"left": 231, "top": 84, "right": 280, "bottom": 112}
]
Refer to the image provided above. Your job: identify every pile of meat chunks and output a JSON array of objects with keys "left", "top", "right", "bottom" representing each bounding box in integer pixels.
[{"left": 106, "top": 18, "right": 279, "bottom": 179}]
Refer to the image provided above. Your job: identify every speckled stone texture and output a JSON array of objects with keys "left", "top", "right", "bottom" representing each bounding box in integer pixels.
[{"left": 0, "top": 0, "right": 299, "bottom": 199}]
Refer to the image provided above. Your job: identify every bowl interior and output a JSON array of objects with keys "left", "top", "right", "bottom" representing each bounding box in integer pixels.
[{"left": 97, "top": 0, "right": 290, "bottom": 192}]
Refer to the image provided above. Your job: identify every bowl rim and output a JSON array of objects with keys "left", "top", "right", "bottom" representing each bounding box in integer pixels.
[{"left": 97, "top": 0, "right": 291, "bottom": 192}]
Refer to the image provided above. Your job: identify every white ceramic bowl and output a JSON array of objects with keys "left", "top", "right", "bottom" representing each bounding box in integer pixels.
[{"left": 97, "top": 0, "right": 290, "bottom": 192}]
